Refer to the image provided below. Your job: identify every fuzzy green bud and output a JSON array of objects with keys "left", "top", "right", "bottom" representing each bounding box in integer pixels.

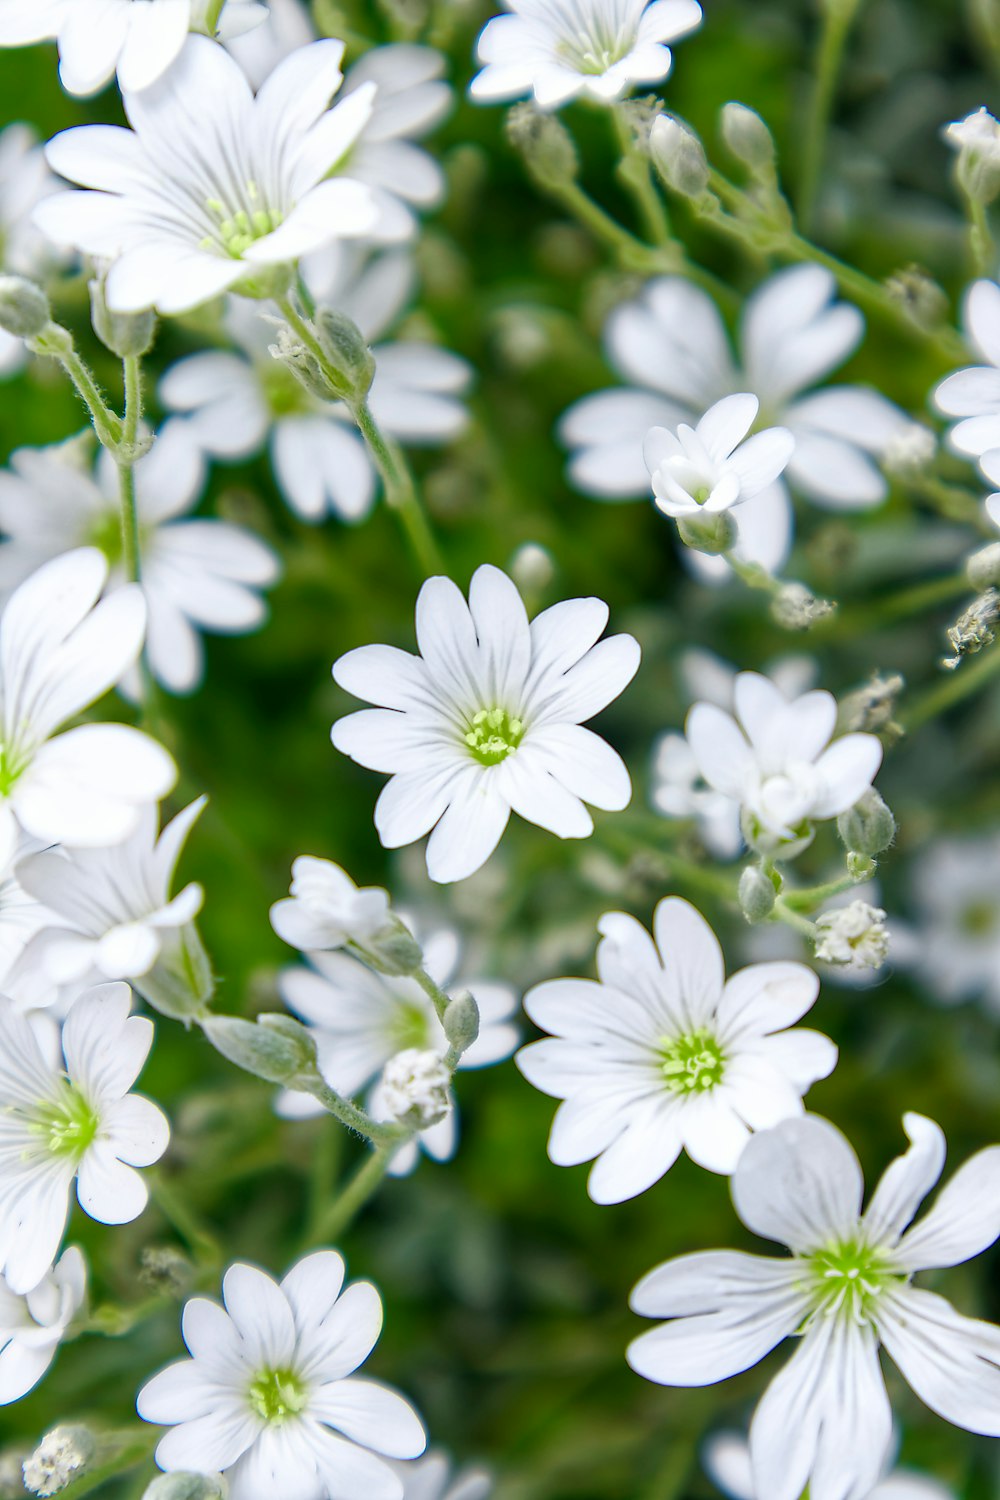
[
  {"left": 89, "top": 278, "right": 157, "bottom": 358},
  {"left": 442, "top": 989, "right": 480, "bottom": 1053},
  {"left": 314, "top": 306, "right": 376, "bottom": 400},
  {"left": 967, "top": 541, "right": 1000, "bottom": 591},
  {"left": 505, "top": 104, "right": 578, "bottom": 191},
  {"left": 720, "top": 103, "right": 776, "bottom": 173},
  {"left": 650, "top": 115, "right": 710, "bottom": 198},
  {"left": 356, "top": 917, "right": 424, "bottom": 977},
  {"left": 837, "top": 789, "right": 896, "bottom": 857},
  {"left": 202, "top": 1013, "right": 317, "bottom": 1084},
  {"left": 136, "top": 923, "right": 214, "bottom": 1023},
  {"left": 676, "top": 510, "right": 738, "bottom": 555},
  {"left": 738, "top": 864, "right": 778, "bottom": 924},
  {"left": 142, "top": 1475, "right": 228, "bottom": 1500},
  {"left": 0, "top": 274, "right": 50, "bottom": 339}
]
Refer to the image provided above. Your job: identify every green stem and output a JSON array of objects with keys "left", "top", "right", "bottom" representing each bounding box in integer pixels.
[
  {"left": 967, "top": 193, "right": 995, "bottom": 278},
  {"left": 772, "top": 900, "right": 818, "bottom": 939},
  {"left": 305, "top": 1119, "right": 344, "bottom": 1244},
  {"left": 612, "top": 107, "right": 672, "bottom": 246},
  {"left": 292, "top": 1071, "right": 403, "bottom": 1147},
  {"left": 797, "top": 0, "right": 862, "bottom": 234},
  {"left": 118, "top": 357, "right": 143, "bottom": 586},
  {"left": 304, "top": 1142, "right": 397, "bottom": 1247},
  {"left": 903, "top": 642, "right": 1000, "bottom": 729},
  {"left": 412, "top": 966, "right": 451, "bottom": 1022},
  {"left": 725, "top": 553, "right": 785, "bottom": 597},
  {"left": 781, "top": 871, "right": 862, "bottom": 912},
  {"left": 351, "top": 396, "right": 445, "bottom": 577},
  {"left": 55, "top": 342, "right": 122, "bottom": 450}
]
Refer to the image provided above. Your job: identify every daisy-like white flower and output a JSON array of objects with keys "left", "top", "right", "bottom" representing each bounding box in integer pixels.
[
  {"left": 0, "top": 123, "right": 69, "bottom": 378},
  {"left": 0, "top": 984, "right": 169, "bottom": 1294},
  {"left": 34, "top": 38, "right": 385, "bottom": 316},
  {"left": 0, "top": 547, "right": 175, "bottom": 866},
  {"left": 0, "top": 1246, "right": 85, "bottom": 1405},
  {"left": 703, "top": 1429, "right": 953, "bottom": 1500},
  {"left": 470, "top": 0, "right": 702, "bottom": 111},
  {"left": 0, "top": 426, "right": 279, "bottom": 695},
  {"left": 629, "top": 1112, "right": 1000, "bottom": 1500},
  {"left": 137, "top": 1251, "right": 426, "bottom": 1499},
  {"left": 935, "top": 281, "right": 1000, "bottom": 467},
  {"left": 644, "top": 393, "right": 794, "bottom": 521},
  {"left": 518, "top": 897, "right": 836, "bottom": 1203},
  {"left": 332, "top": 565, "right": 640, "bottom": 882},
  {"left": 0, "top": 0, "right": 267, "bottom": 97},
  {"left": 389, "top": 1451, "right": 492, "bottom": 1500},
  {"left": 159, "top": 251, "right": 471, "bottom": 524},
  {"left": 892, "top": 832, "right": 1000, "bottom": 1011},
  {"left": 685, "top": 670, "right": 882, "bottom": 857}
]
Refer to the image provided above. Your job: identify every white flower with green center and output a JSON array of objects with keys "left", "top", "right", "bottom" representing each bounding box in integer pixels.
[
  {"left": 332, "top": 564, "right": 640, "bottom": 883},
  {"left": 34, "top": 37, "right": 383, "bottom": 316},
  {"left": 629, "top": 1112, "right": 1000, "bottom": 1500},
  {"left": 517, "top": 896, "right": 836, "bottom": 1203},
  {"left": 703, "top": 1428, "right": 954, "bottom": 1500},
  {"left": 470, "top": 0, "right": 702, "bottom": 110},
  {"left": 0, "top": 984, "right": 169, "bottom": 1295},
  {"left": 0, "top": 1246, "right": 86, "bottom": 1406},
  {"left": 644, "top": 393, "right": 795, "bottom": 522},
  {"left": 137, "top": 1251, "right": 426, "bottom": 1500}
]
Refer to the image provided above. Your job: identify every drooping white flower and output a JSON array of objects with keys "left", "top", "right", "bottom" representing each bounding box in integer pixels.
[
  {"left": 389, "top": 1451, "right": 492, "bottom": 1500},
  {"left": 271, "top": 856, "right": 392, "bottom": 954},
  {"left": 685, "top": 670, "right": 882, "bottom": 857},
  {"left": 892, "top": 832, "right": 1000, "bottom": 1011},
  {"left": 644, "top": 392, "right": 794, "bottom": 520},
  {"left": 0, "top": 123, "right": 69, "bottom": 378},
  {"left": 703, "top": 1429, "right": 954, "bottom": 1500},
  {"left": 137, "top": 1251, "right": 426, "bottom": 1500},
  {"left": 0, "top": 0, "right": 266, "bottom": 97},
  {"left": 34, "top": 38, "right": 386, "bottom": 315},
  {"left": 332, "top": 565, "right": 640, "bottom": 882},
  {"left": 936, "top": 281, "right": 1000, "bottom": 469},
  {"left": 813, "top": 899, "right": 889, "bottom": 972},
  {"left": 518, "top": 897, "right": 835, "bottom": 1203},
  {"left": 0, "top": 984, "right": 169, "bottom": 1294},
  {"left": 0, "top": 1246, "right": 85, "bottom": 1405},
  {"left": 0, "top": 426, "right": 279, "bottom": 695},
  {"left": 0, "top": 548, "right": 175, "bottom": 865},
  {"left": 629, "top": 1112, "right": 1000, "bottom": 1500},
  {"left": 470, "top": 0, "right": 702, "bottom": 111}
]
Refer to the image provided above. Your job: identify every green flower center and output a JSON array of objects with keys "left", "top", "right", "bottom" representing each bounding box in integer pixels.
[
  {"left": 464, "top": 707, "right": 525, "bottom": 766},
  {"left": 557, "top": 20, "right": 633, "bottom": 74},
  {"left": 692, "top": 484, "right": 711, "bottom": 505},
  {"left": 33, "top": 1083, "right": 100, "bottom": 1159},
  {"left": 961, "top": 899, "right": 998, "bottom": 937},
  {"left": 0, "top": 741, "right": 28, "bottom": 798},
  {"left": 248, "top": 1367, "right": 308, "bottom": 1424},
  {"left": 201, "top": 183, "right": 285, "bottom": 260},
  {"left": 807, "top": 1240, "right": 901, "bottom": 1323},
  {"left": 659, "top": 1028, "right": 725, "bottom": 1094},
  {"left": 390, "top": 1000, "right": 432, "bottom": 1052}
]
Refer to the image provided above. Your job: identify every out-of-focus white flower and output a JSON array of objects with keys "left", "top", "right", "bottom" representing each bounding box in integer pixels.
[
  {"left": 0, "top": 427, "right": 279, "bottom": 695},
  {"left": 470, "top": 0, "right": 702, "bottom": 110},
  {"left": 0, "top": 1246, "right": 85, "bottom": 1405},
  {"left": 644, "top": 392, "right": 794, "bottom": 520},
  {"left": 944, "top": 107, "right": 1000, "bottom": 204},
  {"left": 935, "top": 280, "right": 1000, "bottom": 467},
  {"left": 389, "top": 1451, "right": 492, "bottom": 1500},
  {"left": 381, "top": 1048, "right": 452, "bottom": 1128},
  {"left": 0, "top": 0, "right": 265, "bottom": 97},
  {"left": 703, "top": 1429, "right": 954, "bottom": 1500},
  {"left": 814, "top": 899, "right": 889, "bottom": 972},
  {"left": 518, "top": 896, "right": 836, "bottom": 1202},
  {"left": 35, "top": 39, "right": 385, "bottom": 315},
  {"left": 333, "top": 565, "right": 640, "bottom": 882},
  {"left": 685, "top": 670, "right": 882, "bottom": 857},
  {"left": 629, "top": 1113, "right": 1000, "bottom": 1500},
  {"left": 893, "top": 832, "right": 1000, "bottom": 1010},
  {"left": 137, "top": 1252, "right": 426, "bottom": 1500},
  {"left": 0, "top": 984, "right": 169, "bottom": 1294},
  {"left": 0, "top": 124, "right": 68, "bottom": 378}
]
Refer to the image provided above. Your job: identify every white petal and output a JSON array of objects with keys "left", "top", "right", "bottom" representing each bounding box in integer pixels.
[
  {"left": 878, "top": 1286, "right": 1000, "bottom": 1436},
  {"left": 731, "top": 1115, "right": 863, "bottom": 1252},
  {"left": 892, "top": 1137, "right": 1000, "bottom": 1270},
  {"left": 310, "top": 1376, "right": 426, "bottom": 1457},
  {"left": 861, "top": 1113, "right": 945, "bottom": 1250}
]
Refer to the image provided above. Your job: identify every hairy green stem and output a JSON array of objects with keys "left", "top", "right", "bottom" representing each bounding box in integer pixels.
[
  {"left": 118, "top": 354, "right": 143, "bottom": 583},
  {"left": 305, "top": 1142, "right": 397, "bottom": 1246},
  {"left": 55, "top": 343, "right": 122, "bottom": 450},
  {"left": 797, "top": 0, "right": 863, "bottom": 234},
  {"left": 292, "top": 1071, "right": 403, "bottom": 1147},
  {"left": 612, "top": 106, "right": 673, "bottom": 246},
  {"left": 772, "top": 900, "right": 818, "bottom": 939},
  {"left": 412, "top": 965, "right": 451, "bottom": 1022},
  {"left": 781, "top": 870, "right": 864, "bottom": 912}
]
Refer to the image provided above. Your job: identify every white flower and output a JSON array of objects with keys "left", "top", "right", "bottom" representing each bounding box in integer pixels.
[
  {"left": 0, "top": 1246, "right": 85, "bottom": 1405},
  {"left": 518, "top": 896, "right": 836, "bottom": 1203},
  {"left": 0, "top": 0, "right": 266, "bottom": 97},
  {"left": 137, "top": 1251, "right": 426, "bottom": 1499},
  {"left": 0, "top": 123, "right": 68, "bottom": 378},
  {"left": 703, "top": 1430, "right": 954, "bottom": 1500},
  {"left": 0, "top": 984, "right": 169, "bottom": 1294},
  {"left": 560, "top": 268, "right": 912, "bottom": 510},
  {"left": 332, "top": 565, "right": 640, "bottom": 882},
  {"left": 935, "top": 280, "right": 1000, "bottom": 467},
  {"left": 629, "top": 1112, "right": 1000, "bottom": 1500},
  {"left": 644, "top": 392, "right": 794, "bottom": 520},
  {"left": 270, "top": 856, "right": 393, "bottom": 953},
  {"left": 685, "top": 670, "right": 882, "bottom": 856},
  {"left": 159, "top": 252, "right": 471, "bottom": 524},
  {"left": 389, "top": 1451, "right": 492, "bottom": 1500},
  {"left": 0, "top": 426, "right": 279, "bottom": 695},
  {"left": 892, "top": 833, "right": 1000, "bottom": 1010},
  {"left": 381, "top": 1048, "right": 452, "bottom": 1129},
  {"left": 0, "top": 548, "right": 175, "bottom": 865},
  {"left": 470, "top": 0, "right": 702, "bottom": 111},
  {"left": 813, "top": 900, "right": 889, "bottom": 972},
  {"left": 35, "top": 38, "right": 384, "bottom": 315},
  {"left": 943, "top": 107, "right": 1000, "bottom": 204}
]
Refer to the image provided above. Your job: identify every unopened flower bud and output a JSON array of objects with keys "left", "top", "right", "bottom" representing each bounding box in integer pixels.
[
  {"left": 943, "top": 588, "right": 1000, "bottom": 667},
  {"left": 944, "top": 107, "right": 1000, "bottom": 204},
  {"left": 0, "top": 275, "right": 50, "bottom": 339},
  {"left": 814, "top": 900, "right": 889, "bottom": 972},
  {"left": 882, "top": 423, "right": 936, "bottom": 477},
  {"left": 676, "top": 510, "right": 738, "bottom": 555},
  {"left": 837, "top": 788, "right": 896, "bottom": 857},
  {"left": 510, "top": 541, "right": 555, "bottom": 592},
  {"left": 505, "top": 104, "right": 578, "bottom": 190},
  {"left": 443, "top": 989, "right": 480, "bottom": 1053},
  {"left": 967, "top": 542, "right": 1000, "bottom": 591},
  {"left": 650, "top": 115, "right": 710, "bottom": 198},
  {"left": 314, "top": 306, "right": 375, "bottom": 400},
  {"left": 770, "top": 582, "right": 836, "bottom": 631},
  {"left": 883, "top": 266, "right": 949, "bottom": 332},
  {"left": 89, "top": 278, "right": 157, "bottom": 358},
  {"left": 837, "top": 673, "right": 905, "bottom": 739},
  {"left": 738, "top": 864, "right": 778, "bottom": 923},
  {"left": 23, "top": 1427, "right": 95, "bottom": 1497},
  {"left": 720, "top": 103, "right": 775, "bottom": 173},
  {"left": 202, "top": 1013, "right": 317, "bottom": 1084},
  {"left": 381, "top": 1048, "right": 452, "bottom": 1128},
  {"left": 137, "top": 923, "right": 214, "bottom": 1022},
  {"left": 143, "top": 1474, "right": 228, "bottom": 1500}
]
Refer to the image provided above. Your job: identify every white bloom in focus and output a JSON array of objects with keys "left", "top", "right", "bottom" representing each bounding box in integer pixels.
[
  {"left": 470, "top": 0, "right": 702, "bottom": 111},
  {"left": 813, "top": 899, "right": 889, "bottom": 972},
  {"left": 0, "top": 0, "right": 267, "bottom": 97},
  {"left": 0, "top": 124, "right": 68, "bottom": 378},
  {"left": 35, "top": 38, "right": 383, "bottom": 315},
  {"left": 685, "top": 670, "right": 882, "bottom": 856},
  {"left": 332, "top": 565, "right": 640, "bottom": 882},
  {"left": 0, "top": 984, "right": 169, "bottom": 1294},
  {"left": 270, "top": 856, "right": 392, "bottom": 954},
  {"left": 629, "top": 1113, "right": 1000, "bottom": 1500},
  {"left": 389, "top": 1451, "right": 492, "bottom": 1500},
  {"left": 703, "top": 1430, "right": 954, "bottom": 1500},
  {"left": 137, "top": 1251, "right": 426, "bottom": 1499},
  {"left": 0, "top": 428, "right": 279, "bottom": 694},
  {"left": 934, "top": 280, "right": 1000, "bottom": 466},
  {"left": 0, "top": 548, "right": 175, "bottom": 864},
  {"left": 0, "top": 1246, "right": 85, "bottom": 1404},
  {"left": 381, "top": 1048, "right": 451, "bottom": 1128},
  {"left": 518, "top": 897, "right": 836, "bottom": 1202},
  {"left": 893, "top": 833, "right": 1000, "bottom": 1010},
  {"left": 644, "top": 392, "right": 794, "bottom": 520}
]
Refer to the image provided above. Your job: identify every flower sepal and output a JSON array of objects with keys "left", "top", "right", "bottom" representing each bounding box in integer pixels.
[{"left": 136, "top": 923, "right": 215, "bottom": 1023}]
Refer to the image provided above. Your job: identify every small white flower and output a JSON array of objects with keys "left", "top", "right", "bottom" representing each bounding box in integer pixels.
[
  {"left": 892, "top": 833, "right": 1000, "bottom": 1010},
  {"left": 0, "top": 1246, "right": 85, "bottom": 1405},
  {"left": 470, "top": 0, "right": 702, "bottom": 111},
  {"left": 934, "top": 279, "right": 1000, "bottom": 466},
  {"left": 270, "top": 856, "right": 393, "bottom": 954},
  {"left": 389, "top": 1450, "right": 492, "bottom": 1500},
  {"left": 22, "top": 1424, "right": 94, "bottom": 1497},
  {"left": 137, "top": 1251, "right": 426, "bottom": 1499},
  {"left": 332, "top": 564, "right": 640, "bottom": 883},
  {"left": 35, "top": 38, "right": 384, "bottom": 315},
  {"left": 685, "top": 670, "right": 882, "bottom": 856},
  {"left": 381, "top": 1048, "right": 452, "bottom": 1129},
  {"left": 0, "top": 984, "right": 169, "bottom": 1294},
  {"left": 0, "top": 426, "right": 279, "bottom": 695},
  {"left": 518, "top": 897, "right": 836, "bottom": 1202},
  {"left": 650, "top": 733, "right": 743, "bottom": 859},
  {"left": 0, "top": 548, "right": 175, "bottom": 865},
  {"left": 813, "top": 899, "right": 889, "bottom": 972},
  {"left": 943, "top": 107, "right": 1000, "bottom": 204},
  {"left": 644, "top": 392, "right": 794, "bottom": 520},
  {"left": 629, "top": 1112, "right": 1000, "bottom": 1500},
  {"left": 703, "top": 1429, "right": 954, "bottom": 1500}
]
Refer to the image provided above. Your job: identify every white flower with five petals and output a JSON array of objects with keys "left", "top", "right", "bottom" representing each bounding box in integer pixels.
[
  {"left": 0, "top": 1246, "right": 85, "bottom": 1405},
  {"left": 644, "top": 393, "right": 794, "bottom": 520}
]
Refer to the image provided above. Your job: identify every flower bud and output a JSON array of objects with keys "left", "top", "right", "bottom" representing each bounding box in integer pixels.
[
  {"left": 505, "top": 104, "right": 578, "bottom": 191},
  {"left": 676, "top": 510, "right": 738, "bottom": 555},
  {"left": 314, "top": 306, "right": 376, "bottom": 400},
  {"left": 23, "top": 1427, "right": 95, "bottom": 1497},
  {"left": 510, "top": 541, "right": 555, "bottom": 592},
  {"left": 139, "top": 1245, "right": 193, "bottom": 1297},
  {"left": 837, "top": 789, "right": 896, "bottom": 857},
  {"left": 738, "top": 864, "right": 777, "bottom": 924},
  {"left": 0, "top": 274, "right": 50, "bottom": 339},
  {"left": 202, "top": 1013, "right": 317, "bottom": 1084},
  {"left": 837, "top": 673, "right": 905, "bottom": 738},
  {"left": 442, "top": 989, "right": 480, "bottom": 1053},
  {"left": 967, "top": 541, "right": 1000, "bottom": 591},
  {"left": 814, "top": 900, "right": 889, "bottom": 972},
  {"left": 358, "top": 916, "right": 424, "bottom": 977},
  {"left": 770, "top": 582, "right": 836, "bottom": 631},
  {"left": 943, "top": 588, "right": 999, "bottom": 668},
  {"left": 381, "top": 1048, "right": 452, "bottom": 1129},
  {"left": 142, "top": 1475, "right": 228, "bottom": 1500},
  {"left": 270, "top": 320, "right": 372, "bottom": 407},
  {"left": 650, "top": 115, "right": 710, "bottom": 198},
  {"left": 136, "top": 922, "right": 214, "bottom": 1022},
  {"left": 89, "top": 277, "right": 157, "bottom": 358},
  {"left": 720, "top": 103, "right": 775, "bottom": 173},
  {"left": 944, "top": 107, "right": 1000, "bottom": 204}
]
